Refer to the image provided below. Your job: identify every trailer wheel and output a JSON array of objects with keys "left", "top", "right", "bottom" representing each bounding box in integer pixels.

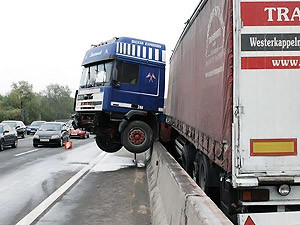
[
  {"left": 121, "top": 121, "right": 153, "bottom": 154},
  {"left": 197, "top": 154, "right": 209, "bottom": 192},
  {"left": 196, "top": 153, "right": 220, "bottom": 205},
  {"left": 96, "top": 135, "right": 122, "bottom": 153},
  {"left": 181, "top": 144, "right": 196, "bottom": 177}
]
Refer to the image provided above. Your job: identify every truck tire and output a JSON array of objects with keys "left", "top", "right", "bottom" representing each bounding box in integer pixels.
[
  {"left": 196, "top": 153, "right": 220, "bottom": 205},
  {"left": 181, "top": 144, "right": 196, "bottom": 177},
  {"left": 121, "top": 121, "right": 153, "bottom": 154},
  {"left": 96, "top": 135, "right": 122, "bottom": 153},
  {"left": 197, "top": 153, "right": 209, "bottom": 193}
]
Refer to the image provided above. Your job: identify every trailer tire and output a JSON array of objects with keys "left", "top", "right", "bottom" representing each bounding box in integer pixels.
[
  {"left": 121, "top": 121, "right": 153, "bottom": 154},
  {"left": 96, "top": 135, "right": 122, "bottom": 153},
  {"left": 196, "top": 153, "right": 220, "bottom": 205},
  {"left": 181, "top": 144, "right": 196, "bottom": 177},
  {"left": 197, "top": 153, "right": 210, "bottom": 193}
]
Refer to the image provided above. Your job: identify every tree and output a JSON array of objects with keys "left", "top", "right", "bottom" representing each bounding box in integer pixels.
[
  {"left": 0, "top": 81, "right": 39, "bottom": 123},
  {"left": 0, "top": 82, "right": 74, "bottom": 123},
  {"left": 42, "top": 84, "right": 74, "bottom": 121}
]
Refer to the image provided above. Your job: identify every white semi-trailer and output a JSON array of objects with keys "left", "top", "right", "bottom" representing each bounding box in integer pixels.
[{"left": 160, "top": 0, "right": 300, "bottom": 224}]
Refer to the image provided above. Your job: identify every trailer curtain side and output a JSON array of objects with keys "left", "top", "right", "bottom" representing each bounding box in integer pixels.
[{"left": 166, "top": 0, "right": 233, "bottom": 171}]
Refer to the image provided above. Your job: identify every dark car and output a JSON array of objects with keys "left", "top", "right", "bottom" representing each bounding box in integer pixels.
[
  {"left": 26, "top": 121, "right": 46, "bottom": 135},
  {"left": 33, "top": 122, "right": 70, "bottom": 147},
  {"left": 0, "top": 123, "right": 18, "bottom": 151},
  {"left": 1, "top": 120, "right": 26, "bottom": 138}
]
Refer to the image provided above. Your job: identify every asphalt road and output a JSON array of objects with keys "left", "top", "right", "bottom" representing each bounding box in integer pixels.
[{"left": 0, "top": 135, "right": 151, "bottom": 225}]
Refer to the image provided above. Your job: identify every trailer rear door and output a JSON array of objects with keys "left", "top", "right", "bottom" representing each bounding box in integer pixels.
[{"left": 237, "top": 0, "right": 300, "bottom": 175}]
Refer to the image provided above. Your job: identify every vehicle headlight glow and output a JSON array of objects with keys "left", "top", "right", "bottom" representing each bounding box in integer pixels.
[
  {"left": 278, "top": 184, "right": 291, "bottom": 196},
  {"left": 51, "top": 135, "right": 60, "bottom": 139},
  {"left": 33, "top": 134, "right": 39, "bottom": 139}
]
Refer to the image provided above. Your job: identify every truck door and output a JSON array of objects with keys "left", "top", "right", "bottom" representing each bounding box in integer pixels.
[
  {"left": 237, "top": 0, "right": 300, "bottom": 174},
  {"left": 111, "top": 60, "right": 141, "bottom": 110},
  {"left": 142, "top": 66, "right": 160, "bottom": 95},
  {"left": 139, "top": 65, "right": 162, "bottom": 111}
]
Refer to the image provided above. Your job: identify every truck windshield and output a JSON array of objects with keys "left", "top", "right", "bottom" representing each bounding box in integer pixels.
[{"left": 80, "top": 61, "right": 113, "bottom": 88}]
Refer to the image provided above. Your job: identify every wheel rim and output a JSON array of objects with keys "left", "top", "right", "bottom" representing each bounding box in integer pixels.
[{"left": 128, "top": 128, "right": 145, "bottom": 145}]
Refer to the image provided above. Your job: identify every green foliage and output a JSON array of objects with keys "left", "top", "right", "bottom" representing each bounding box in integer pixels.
[{"left": 0, "top": 81, "right": 74, "bottom": 124}]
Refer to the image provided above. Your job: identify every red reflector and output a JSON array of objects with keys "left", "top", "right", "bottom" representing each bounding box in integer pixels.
[
  {"left": 242, "top": 189, "right": 269, "bottom": 202},
  {"left": 245, "top": 216, "right": 255, "bottom": 225}
]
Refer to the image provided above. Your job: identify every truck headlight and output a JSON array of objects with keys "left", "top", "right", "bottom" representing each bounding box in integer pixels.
[
  {"left": 278, "top": 184, "right": 291, "bottom": 196},
  {"left": 51, "top": 135, "right": 60, "bottom": 139}
]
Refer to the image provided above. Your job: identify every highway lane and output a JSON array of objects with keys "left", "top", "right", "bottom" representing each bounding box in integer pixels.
[
  {"left": 0, "top": 135, "right": 101, "bottom": 225},
  {"left": 0, "top": 136, "right": 94, "bottom": 177},
  {"left": 0, "top": 135, "right": 151, "bottom": 225}
]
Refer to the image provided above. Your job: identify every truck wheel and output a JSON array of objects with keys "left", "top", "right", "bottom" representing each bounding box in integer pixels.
[
  {"left": 96, "top": 136, "right": 122, "bottom": 153},
  {"left": 121, "top": 121, "right": 153, "bottom": 154},
  {"left": 181, "top": 144, "right": 196, "bottom": 177},
  {"left": 197, "top": 154, "right": 209, "bottom": 193},
  {"left": 196, "top": 153, "right": 220, "bottom": 204}
]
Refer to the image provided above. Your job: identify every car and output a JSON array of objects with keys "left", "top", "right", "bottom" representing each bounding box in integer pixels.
[
  {"left": 0, "top": 123, "right": 18, "bottom": 151},
  {"left": 1, "top": 120, "right": 26, "bottom": 138},
  {"left": 33, "top": 122, "right": 70, "bottom": 147},
  {"left": 69, "top": 127, "right": 90, "bottom": 139},
  {"left": 26, "top": 120, "right": 46, "bottom": 135}
]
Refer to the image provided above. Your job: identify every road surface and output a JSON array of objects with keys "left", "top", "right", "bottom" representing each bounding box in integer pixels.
[{"left": 0, "top": 135, "right": 151, "bottom": 225}]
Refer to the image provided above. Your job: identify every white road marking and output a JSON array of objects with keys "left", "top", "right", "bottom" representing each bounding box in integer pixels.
[
  {"left": 15, "top": 149, "right": 39, "bottom": 157},
  {"left": 16, "top": 151, "right": 107, "bottom": 225}
]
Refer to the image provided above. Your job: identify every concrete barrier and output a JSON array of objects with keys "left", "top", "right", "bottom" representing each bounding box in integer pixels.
[{"left": 147, "top": 142, "right": 233, "bottom": 225}]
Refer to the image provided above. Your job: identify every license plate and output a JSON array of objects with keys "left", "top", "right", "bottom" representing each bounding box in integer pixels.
[{"left": 40, "top": 139, "right": 49, "bottom": 142}]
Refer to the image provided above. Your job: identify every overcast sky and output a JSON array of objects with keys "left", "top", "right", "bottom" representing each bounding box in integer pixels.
[{"left": 0, "top": 0, "right": 200, "bottom": 96}]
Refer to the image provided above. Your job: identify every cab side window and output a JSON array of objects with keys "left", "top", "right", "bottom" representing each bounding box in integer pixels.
[{"left": 116, "top": 61, "right": 139, "bottom": 84}]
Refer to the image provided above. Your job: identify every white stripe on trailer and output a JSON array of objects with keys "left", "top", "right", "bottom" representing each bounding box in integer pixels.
[
  {"left": 242, "top": 26, "right": 300, "bottom": 34},
  {"left": 241, "top": 51, "right": 300, "bottom": 57}
]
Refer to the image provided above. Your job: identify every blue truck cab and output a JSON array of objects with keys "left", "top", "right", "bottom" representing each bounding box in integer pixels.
[{"left": 74, "top": 37, "right": 166, "bottom": 153}]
